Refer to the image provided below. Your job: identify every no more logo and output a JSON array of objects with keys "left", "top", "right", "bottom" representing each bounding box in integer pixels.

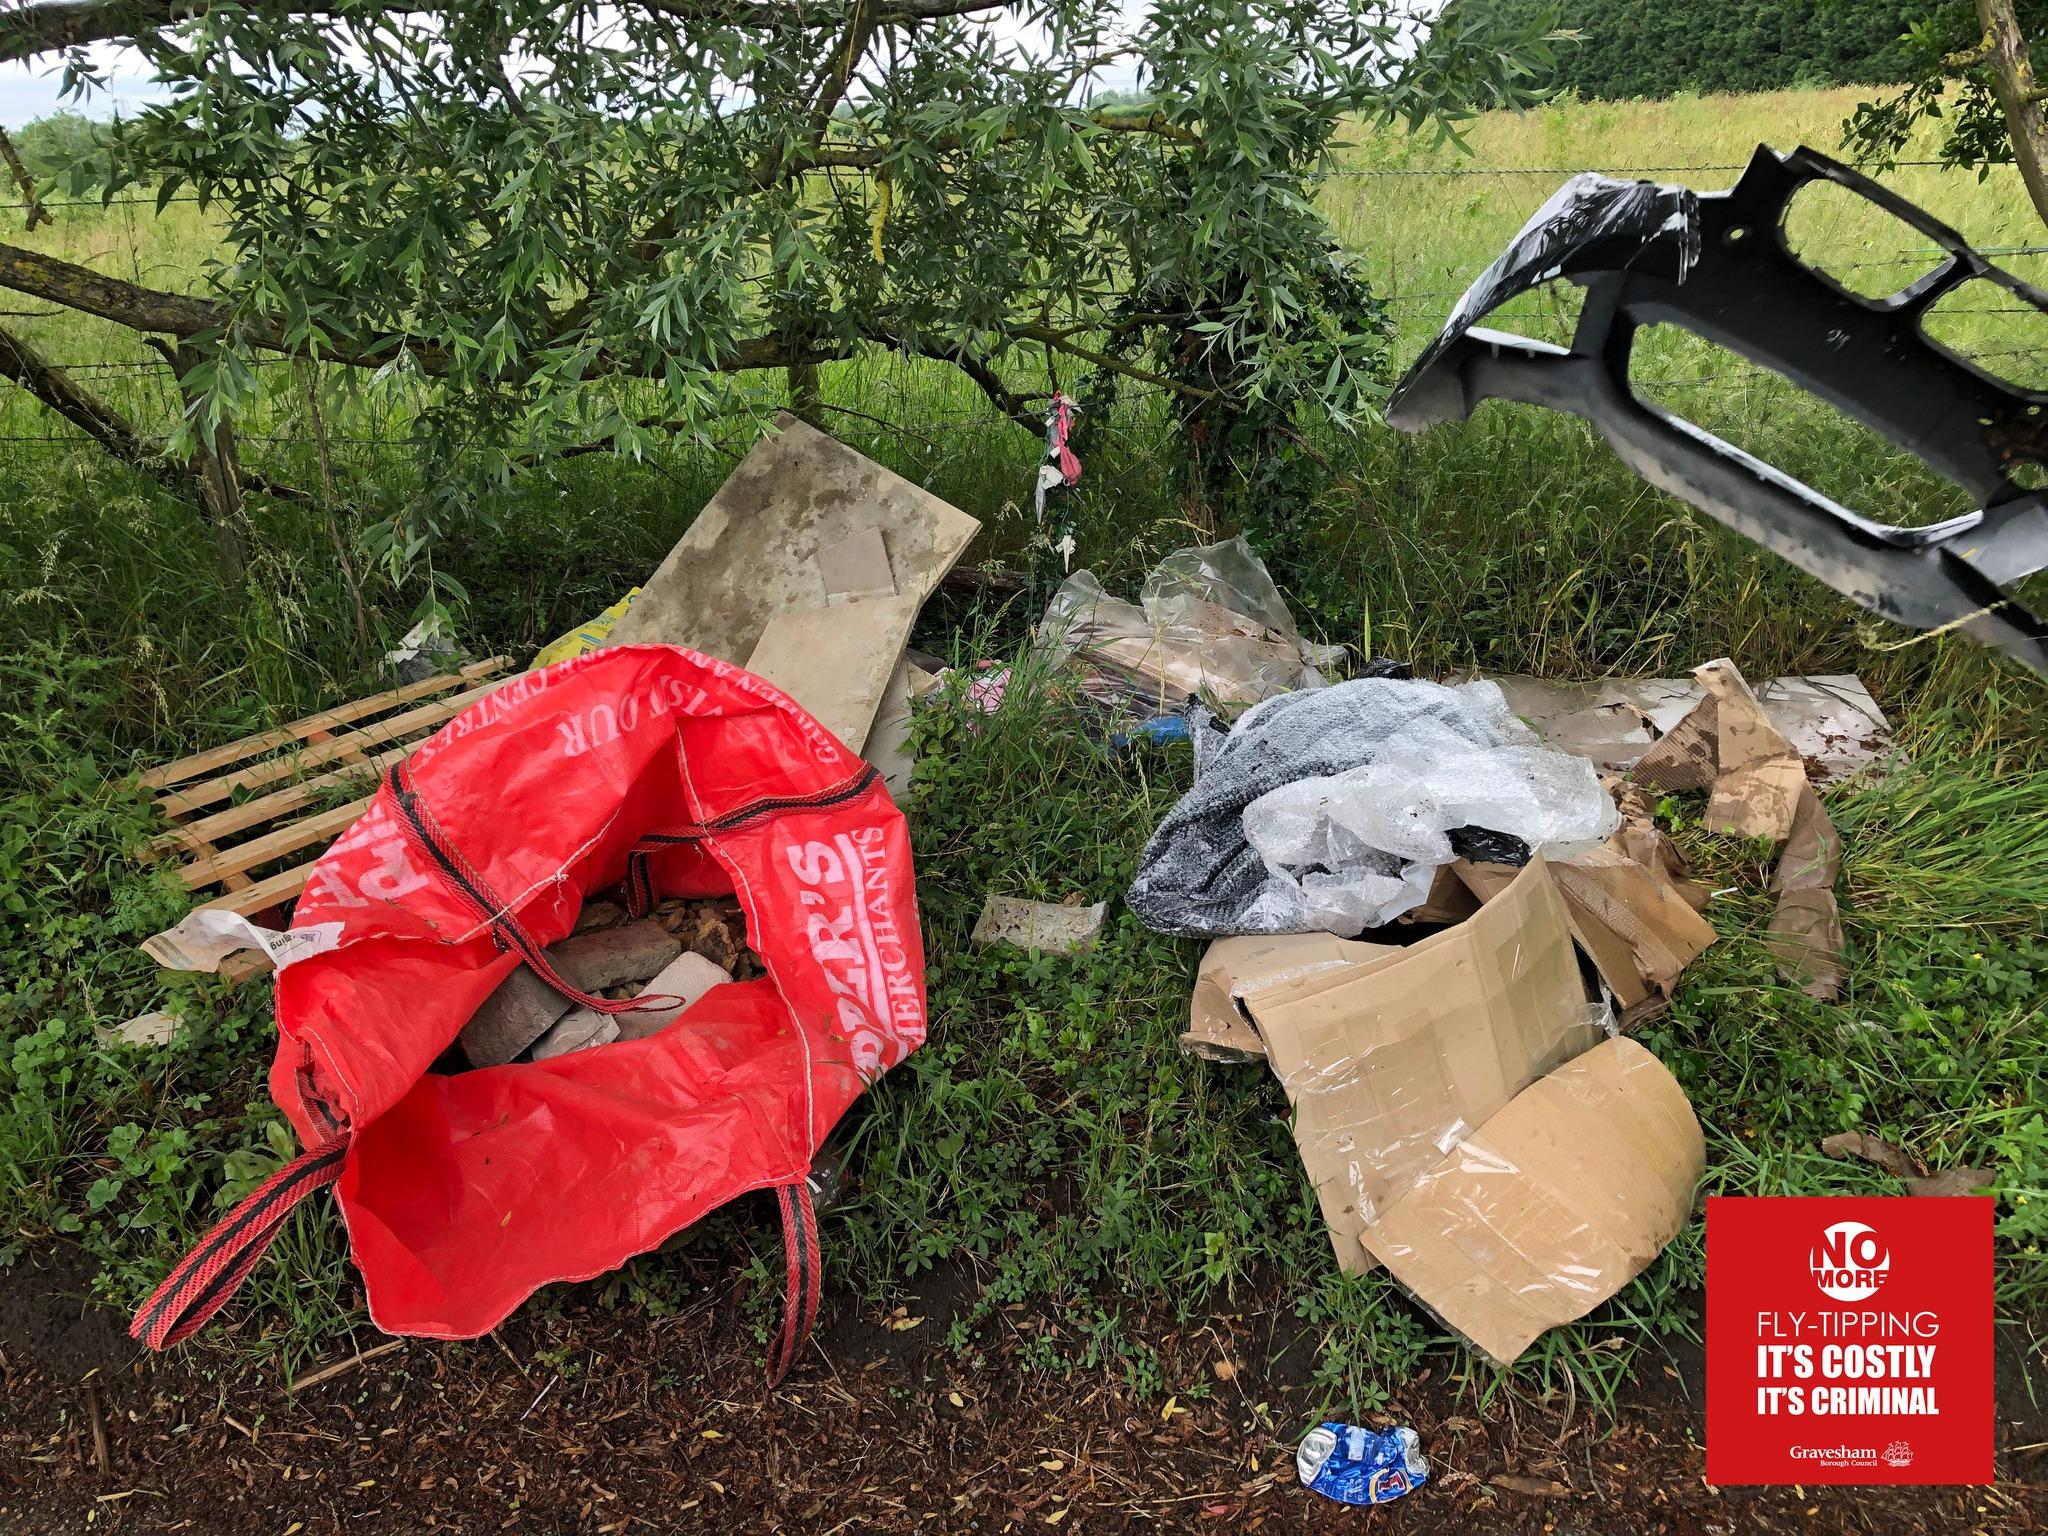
[{"left": 1810, "top": 1220, "right": 1890, "bottom": 1301}]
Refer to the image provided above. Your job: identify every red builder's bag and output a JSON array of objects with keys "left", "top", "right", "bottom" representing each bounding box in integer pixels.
[{"left": 131, "top": 645, "right": 927, "bottom": 1379}]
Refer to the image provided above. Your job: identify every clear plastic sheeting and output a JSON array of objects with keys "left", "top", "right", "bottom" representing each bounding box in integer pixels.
[
  {"left": 1126, "top": 677, "right": 1619, "bottom": 938},
  {"left": 1036, "top": 535, "right": 1335, "bottom": 723}
]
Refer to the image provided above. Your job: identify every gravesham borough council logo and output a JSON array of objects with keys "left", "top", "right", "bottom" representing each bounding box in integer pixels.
[
  {"left": 1811, "top": 1220, "right": 1890, "bottom": 1302},
  {"left": 1884, "top": 1441, "right": 1914, "bottom": 1469}
]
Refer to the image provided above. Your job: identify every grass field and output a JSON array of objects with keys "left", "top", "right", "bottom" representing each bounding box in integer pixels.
[{"left": 1, "top": 83, "right": 2045, "bottom": 1417}]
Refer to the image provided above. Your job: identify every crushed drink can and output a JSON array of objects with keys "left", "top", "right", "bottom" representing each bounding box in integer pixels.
[{"left": 1296, "top": 1422, "right": 1429, "bottom": 1506}]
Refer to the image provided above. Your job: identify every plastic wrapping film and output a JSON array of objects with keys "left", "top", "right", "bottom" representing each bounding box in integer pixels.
[
  {"left": 1036, "top": 535, "right": 1332, "bottom": 724},
  {"left": 1127, "top": 678, "right": 1618, "bottom": 938},
  {"left": 1242, "top": 860, "right": 1612, "bottom": 1274},
  {"left": 1398, "top": 171, "right": 1699, "bottom": 409},
  {"left": 1358, "top": 1035, "right": 1705, "bottom": 1365}
]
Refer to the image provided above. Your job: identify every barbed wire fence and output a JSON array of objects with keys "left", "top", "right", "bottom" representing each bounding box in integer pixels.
[{"left": 0, "top": 156, "right": 2040, "bottom": 479}]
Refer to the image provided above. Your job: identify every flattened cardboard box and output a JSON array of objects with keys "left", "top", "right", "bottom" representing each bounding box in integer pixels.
[
  {"left": 1488, "top": 670, "right": 1895, "bottom": 784},
  {"left": 1359, "top": 1034, "right": 1704, "bottom": 1364},
  {"left": 1216, "top": 862, "right": 1705, "bottom": 1357},
  {"left": 1454, "top": 844, "right": 1716, "bottom": 1026},
  {"left": 1245, "top": 860, "right": 1604, "bottom": 1276},
  {"left": 1183, "top": 932, "right": 1398, "bottom": 1063}
]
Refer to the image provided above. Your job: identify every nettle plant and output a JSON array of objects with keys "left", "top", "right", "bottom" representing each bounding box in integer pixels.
[{"left": 0, "top": 0, "right": 1554, "bottom": 581}]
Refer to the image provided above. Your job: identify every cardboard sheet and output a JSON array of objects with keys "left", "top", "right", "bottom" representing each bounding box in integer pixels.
[
  {"left": 1247, "top": 860, "right": 1605, "bottom": 1274},
  {"left": 1183, "top": 933, "right": 1399, "bottom": 1063},
  {"left": 1695, "top": 659, "right": 1808, "bottom": 840},
  {"left": 1765, "top": 782, "right": 1845, "bottom": 999},
  {"left": 603, "top": 413, "right": 979, "bottom": 662},
  {"left": 1490, "top": 671, "right": 1894, "bottom": 785},
  {"left": 743, "top": 594, "right": 923, "bottom": 749},
  {"left": 1632, "top": 658, "right": 1844, "bottom": 999},
  {"left": 1608, "top": 777, "right": 1709, "bottom": 911},
  {"left": 1452, "top": 842, "right": 1716, "bottom": 1028},
  {"left": 1360, "top": 1035, "right": 1704, "bottom": 1365}
]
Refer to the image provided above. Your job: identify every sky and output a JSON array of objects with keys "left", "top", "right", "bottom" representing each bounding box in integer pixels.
[
  {"left": 0, "top": 52, "right": 166, "bottom": 126},
  {"left": 0, "top": 6, "right": 1152, "bottom": 129}
]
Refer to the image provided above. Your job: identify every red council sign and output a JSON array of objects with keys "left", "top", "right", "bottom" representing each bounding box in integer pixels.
[{"left": 1706, "top": 1195, "right": 1993, "bottom": 1485}]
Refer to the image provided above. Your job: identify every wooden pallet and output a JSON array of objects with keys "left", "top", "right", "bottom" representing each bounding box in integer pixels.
[{"left": 140, "top": 657, "right": 513, "bottom": 969}]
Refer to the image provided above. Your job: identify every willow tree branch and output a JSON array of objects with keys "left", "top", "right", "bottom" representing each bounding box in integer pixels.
[
  {"left": 0, "top": 240, "right": 869, "bottom": 380},
  {"left": 938, "top": 345, "right": 1039, "bottom": 430},
  {"left": 1013, "top": 322, "right": 1215, "bottom": 398},
  {"left": 0, "top": 129, "right": 51, "bottom": 230},
  {"left": 0, "top": 319, "right": 182, "bottom": 474},
  {"left": 0, "top": 238, "right": 271, "bottom": 337}
]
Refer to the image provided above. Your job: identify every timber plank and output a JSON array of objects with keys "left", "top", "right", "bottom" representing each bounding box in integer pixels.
[
  {"left": 172, "top": 796, "right": 372, "bottom": 890},
  {"left": 138, "top": 656, "right": 508, "bottom": 789},
  {"left": 148, "top": 742, "right": 412, "bottom": 853},
  {"left": 155, "top": 676, "right": 504, "bottom": 816},
  {"left": 195, "top": 861, "right": 319, "bottom": 918}
]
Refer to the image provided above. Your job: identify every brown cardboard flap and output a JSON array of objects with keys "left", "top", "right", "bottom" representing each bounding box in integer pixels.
[
  {"left": 1452, "top": 848, "right": 1716, "bottom": 1027},
  {"left": 1359, "top": 1035, "right": 1705, "bottom": 1365},
  {"left": 1247, "top": 860, "right": 1603, "bottom": 1275},
  {"left": 1183, "top": 933, "right": 1396, "bottom": 1063},
  {"left": 1696, "top": 659, "right": 1806, "bottom": 840},
  {"left": 1400, "top": 863, "right": 1483, "bottom": 926},
  {"left": 1631, "top": 691, "right": 1718, "bottom": 793},
  {"left": 1490, "top": 671, "right": 1895, "bottom": 785},
  {"left": 1627, "top": 660, "right": 1843, "bottom": 999},
  {"left": 1552, "top": 847, "right": 1718, "bottom": 1000}
]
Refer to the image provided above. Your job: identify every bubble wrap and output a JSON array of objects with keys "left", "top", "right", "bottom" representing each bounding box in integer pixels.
[{"left": 1125, "top": 678, "right": 1619, "bottom": 937}]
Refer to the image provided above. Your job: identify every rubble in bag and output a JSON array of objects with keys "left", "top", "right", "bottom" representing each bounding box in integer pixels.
[
  {"left": 459, "top": 904, "right": 758, "bottom": 1068},
  {"left": 1037, "top": 535, "right": 1340, "bottom": 730},
  {"left": 1632, "top": 658, "right": 1845, "bottom": 999},
  {"left": 130, "top": 641, "right": 929, "bottom": 1387},
  {"left": 1126, "top": 677, "right": 1618, "bottom": 938},
  {"left": 1184, "top": 860, "right": 1706, "bottom": 1360}
]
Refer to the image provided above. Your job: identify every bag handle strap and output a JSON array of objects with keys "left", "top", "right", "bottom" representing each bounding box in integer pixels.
[
  {"left": 765, "top": 1179, "right": 822, "bottom": 1386},
  {"left": 134, "top": 1144, "right": 822, "bottom": 1373},
  {"left": 129, "top": 1136, "right": 349, "bottom": 1350}
]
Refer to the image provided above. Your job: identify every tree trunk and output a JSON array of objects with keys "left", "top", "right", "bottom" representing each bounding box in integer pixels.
[
  {"left": 787, "top": 360, "right": 823, "bottom": 425},
  {"left": 175, "top": 343, "right": 249, "bottom": 576},
  {"left": 1976, "top": 0, "right": 2048, "bottom": 230}
]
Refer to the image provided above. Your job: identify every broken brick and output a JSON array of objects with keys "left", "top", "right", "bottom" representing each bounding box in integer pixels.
[{"left": 459, "top": 966, "right": 577, "bottom": 1068}]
